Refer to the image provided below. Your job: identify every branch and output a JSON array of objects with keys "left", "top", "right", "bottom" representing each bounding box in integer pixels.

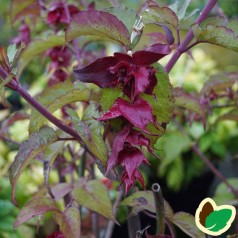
[
  {"left": 192, "top": 144, "right": 238, "bottom": 198},
  {"left": 165, "top": 0, "right": 218, "bottom": 73}
]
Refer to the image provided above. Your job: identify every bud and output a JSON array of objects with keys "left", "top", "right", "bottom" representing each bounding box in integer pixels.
[{"left": 130, "top": 16, "right": 144, "bottom": 50}]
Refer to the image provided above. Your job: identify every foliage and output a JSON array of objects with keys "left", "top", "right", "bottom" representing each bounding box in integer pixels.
[{"left": 0, "top": 0, "right": 238, "bottom": 238}]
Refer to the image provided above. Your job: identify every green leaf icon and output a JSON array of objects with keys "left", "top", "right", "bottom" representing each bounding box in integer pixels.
[{"left": 205, "top": 209, "right": 233, "bottom": 232}]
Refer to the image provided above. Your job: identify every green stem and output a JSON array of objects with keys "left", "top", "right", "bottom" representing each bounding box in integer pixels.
[{"left": 152, "top": 183, "right": 165, "bottom": 235}]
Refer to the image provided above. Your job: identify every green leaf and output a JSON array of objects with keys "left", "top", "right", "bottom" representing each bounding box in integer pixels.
[
  {"left": 9, "top": 126, "right": 58, "bottom": 205},
  {"left": 72, "top": 180, "right": 115, "bottom": 221},
  {"left": 100, "top": 88, "right": 122, "bottom": 112},
  {"left": 216, "top": 109, "right": 238, "bottom": 123},
  {"left": 14, "top": 197, "right": 58, "bottom": 228},
  {"left": 172, "top": 212, "right": 206, "bottom": 238},
  {"left": 142, "top": 5, "right": 178, "bottom": 29},
  {"left": 205, "top": 209, "right": 233, "bottom": 232},
  {"left": 120, "top": 191, "right": 174, "bottom": 219},
  {"left": 173, "top": 87, "right": 206, "bottom": 128},
  {"left": 54, "top": 206, "right": 81, "bottom": 238},
  {"left": 29, "top": 80, "right": 90, "bottom": 133},
  {"left": 66, "top": 10, "right": 131, "bottom": 49},
  {"left": 192, "top": 17, "right": 238, "bottom": 52},
  {"left": 213, "top": 178, "right": 238, "bottom": 206},
  {"left": 141, "top": 64, "right": 174, "bottom": 138},
  {"left": 105, "top": 7, "right": 137, "bottom": 35},
  {"left": 18, "top": 34, "right": 65, "bottom": 75},
  {"left": 67, "top": 104, "right": 108, "bottom": 165}
]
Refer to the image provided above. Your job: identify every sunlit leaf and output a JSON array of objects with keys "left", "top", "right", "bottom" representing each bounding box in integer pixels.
[
  {"left": 18, "top": 34, "right": 65, "bottom": 75},
  {"left": 29, "top": 80, "right": 90, "bottom": 133},
  {"left": 120, "top": 191, "right": 174, "bottom": 219},
  {"left": 216, "top": 109, "right": 238, "bottom": 123},
  {"left": 67, "top": 104, "right": 108, "bottom": 165},
  {"left": 105, "top": 7, "right": 137, "bottom": 35},
  {"left": 192, "top": 17, "right": 238, "bottom": 52},
  {"left": 172, "top": 212, "right": 205, "bottom": 238},
  {"left": 14, "top": 197, "right": 58, "bottom": 228},
  {"left": 9, "top": 126, "right": 58, "bottom": 205},
  {"left": 72, "top": 180, "right": 115, "bottom": 221},
  {"left": 66, "top": 10, "right": 131, "bottom": 49},
  {"left": 54, "top": 206, "right": 80, "bottom": 238},
  {"left": 142, "top": 4, "right": 178, "bottom": 29}
]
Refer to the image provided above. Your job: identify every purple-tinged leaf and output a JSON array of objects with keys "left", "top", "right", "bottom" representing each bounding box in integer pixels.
[
  {"left": 29, "top": 80, "right": 90, "bottom": 133},
  {"left": 9, "top": 127, "right": 58, "bottom": 205},
  {"left": 146, "top": 232, "right": 172, "bottom": 238},
  {"left": 14, "top": 197, "right": 58, "bottom": 228},
  {"left": 106, "top": 124, "right": 131, "bottom": 173},
  {"left": 73, "top": 57, "right": 118, "bottom": 88},
  {"left": 18, "top": 34, "right": 65, "bottom": 76},
  {"left": 192, "top": 17, "right": 238, "bottom": 52},
  {"left": 98, "top": 98, "right": 158, "bottom": 134},
  {"left": 172, "top": 212, "right": 205, "bottom": 238},
  {"left": 173, "top": 87, "right": 206, "bottom": 128},
  {"left": 72, "top": 180, "right": 115, "bottom": 221},
  {"left": 47, "top": 231, "right": 64, "bottom": 238},
  {"left": 142, "top": 5, "right": 178, "bottom": 29},
  {"left": 66, "top": 10, "right": 131, "bottom": 49},
  {"left": 120, "top": 191, "right": 174, "bottom": 219},
  {"left": 51, "top": 183, "right": 74, "bottom": 201},
  {"left": 133, "top": 44, "right": 171, "bottom": 66},
  {"left": 11, "top": 0, "right": 40, "bottom": 23},
  {"left": 0, "top": 47, "right": 10, "bottom": 72},
  {"left": 54, "top": 206, "right": 80, "bottom": 238},
  {"left": 200, "top": 73, "right": 237, "bottom": 96},
  {"left": 67, "top": 104, "right": 108, "bottom": 165}
]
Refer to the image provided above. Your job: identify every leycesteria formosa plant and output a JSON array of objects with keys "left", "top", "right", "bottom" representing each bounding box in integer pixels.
[{"left": 1, "top": 0, "right": 238, "bottom": 237}]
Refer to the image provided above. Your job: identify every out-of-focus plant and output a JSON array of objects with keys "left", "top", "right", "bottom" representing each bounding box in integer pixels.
[{"left": 0, "top": 0, "right": 238, "bottom": 238}]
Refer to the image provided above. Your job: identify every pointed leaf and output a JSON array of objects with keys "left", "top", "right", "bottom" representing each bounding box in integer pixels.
[
  {"left": 72, "top": 180, "right": 115, "bottom": 221},
  {"left": 51, "top": 183, "right": 74, "bottom": 201},
  {"left": 172, "top": 212, "right": 205, "bottom": 238},
  {"left": 141, "top": 63, "right": 174, "bottom": 138},
  {"left": 173, "top": 87, "right": 206, "bottom": 127},
  {"left": 205, "top": 209, "right": 233, "bottom": 232},
  {"left": 120, "top": 191, "right": 174, "bottom": 219},
  {"left": 216, "top": 109, "right": 238, "bottom": 123},
  {"left": 192, "top": 17, "right": 238, "bottom": 52},
  {"left": 29, "top": 80, "right": 90, "bottom": 133},
  {"left": 105, "top": 7, "right": 137, "bottom": 35},
  {"left": 67, "top": 104, "right": 107, "bottom": 165},
  {"left": 18, "top": 34, "right": 65, "bottom": 75},
  {"left": 66, "top": 10, "right": 131, "bottom": 49},
  {"left": 14, "top": 197, "right": 58, "bottom": 228},
  {"left": 54, "top": 207, "right": 81, "bottom": 238},
  {"left": 9, "top": 126, "right": 58, "bottom": 205},
  {"left": 142, "top": 5, "right": 178, "bottom": 29}
]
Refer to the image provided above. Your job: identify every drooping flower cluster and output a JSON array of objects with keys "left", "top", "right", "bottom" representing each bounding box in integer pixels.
[
  {"left": 46, "top": 46, "right": 71, "bottom": 85},
  {"left": 12, "top": 21, "right": 31, "bottom": 46},
  {"left": 74, "top": 43, "right": 170, "bottom": 191}
]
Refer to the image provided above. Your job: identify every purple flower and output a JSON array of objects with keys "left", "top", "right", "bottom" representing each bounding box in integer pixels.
[{"left": 12, "top": 22, "right": 30, "bottom": 46}]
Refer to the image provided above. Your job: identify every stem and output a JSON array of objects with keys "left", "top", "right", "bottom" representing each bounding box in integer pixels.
[
  {"left": 192, "top": 144, "right": 238, "bottom": 198},
  {"left": 152, "top": 183, "right": 165, "bottom": 235},
  {"left": 0, "top": 66, "right": 8, "bottom": 79},
  {"left": 165, "top": 0, "right": 218, "bottom": 73},
  {"left": 104, "top": 189, "right": 124, "bottom": 238}
]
